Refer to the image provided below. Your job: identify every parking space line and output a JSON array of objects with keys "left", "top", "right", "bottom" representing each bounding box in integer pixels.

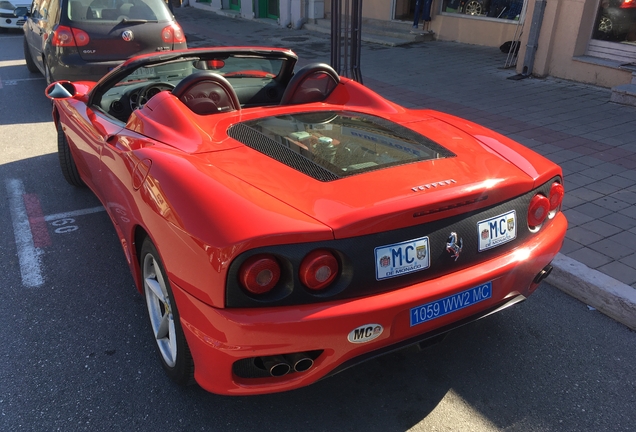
[
  {"left": 0, "top": 76, "right": 44, "bottom": 89},
  {"left": 5, "top": 178, "right": 44, "bottom": 287},
  {"left": 43, "top": 206, "right": 105, "bottom": 222},
  {"left": 24, "top": 194, "right": 52, "bottom": 248}
]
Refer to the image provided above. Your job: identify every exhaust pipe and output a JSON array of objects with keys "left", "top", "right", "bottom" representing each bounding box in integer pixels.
[
  {"left": 285, "top": 353, "right": 314, "bottom": 372},
  {"left": 262, "top": 355, "right": 291, "bottom": 377},
  {"left": 533, "top": 264, "right": 553, "bottom": 284}
]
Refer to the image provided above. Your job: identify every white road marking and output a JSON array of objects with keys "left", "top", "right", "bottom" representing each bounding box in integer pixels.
[
  {"left": 5, "top": 178, "right": 44, "bottom": 287},
  {"left": 0, "top": 60, "right": 28, "bottom": 67},
  {"left": 0, "top": 76, "right": 45, "bottom": 88},
  {"left": 6, "top": 175, "right": 106, "bottom": 287},
  {"left": 44, "top": 206, "right": 105, "bottom": 222}
]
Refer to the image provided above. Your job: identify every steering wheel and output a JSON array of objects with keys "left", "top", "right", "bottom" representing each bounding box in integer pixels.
[{"left": 132, "top": 83, "right": 175, "bottom": 110}]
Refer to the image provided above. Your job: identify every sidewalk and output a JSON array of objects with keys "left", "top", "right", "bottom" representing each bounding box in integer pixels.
[{"left": 173, "top": 5, "right": 636, "bottom": 330}]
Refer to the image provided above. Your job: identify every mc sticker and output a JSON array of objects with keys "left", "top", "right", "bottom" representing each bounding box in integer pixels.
[{"left": 347, "top": 324, "right": 383, "bottom": 344}]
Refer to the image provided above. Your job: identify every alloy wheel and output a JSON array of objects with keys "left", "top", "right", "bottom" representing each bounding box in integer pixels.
[{"left": 143, "top": 252, "right": 178, "bottom": 368}]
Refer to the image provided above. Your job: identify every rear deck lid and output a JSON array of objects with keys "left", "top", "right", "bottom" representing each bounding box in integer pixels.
[{"left": 212, "top": 111, "right": 536, "bottom": 237}]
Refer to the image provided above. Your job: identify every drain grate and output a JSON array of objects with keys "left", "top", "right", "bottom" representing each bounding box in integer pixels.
[{"left": 280, "top": 36, "right": 310, "bottom": 42}]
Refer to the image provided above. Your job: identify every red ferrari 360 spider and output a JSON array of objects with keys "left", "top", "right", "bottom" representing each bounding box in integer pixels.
[{"left": 47, "top": 47, "right": 567, "bottom": 395}]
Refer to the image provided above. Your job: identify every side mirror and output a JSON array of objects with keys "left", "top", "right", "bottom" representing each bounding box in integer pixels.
[
  {"left": 14, "top": 6, "right": 29, "bottom": 16},
  {"left": 46, "top": 81, "right": 76, "bottom": 99}
]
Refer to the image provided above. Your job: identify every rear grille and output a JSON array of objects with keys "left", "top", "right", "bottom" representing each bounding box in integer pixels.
[{"left": 228, "top": 123, "right": 339, "bottom": 182}]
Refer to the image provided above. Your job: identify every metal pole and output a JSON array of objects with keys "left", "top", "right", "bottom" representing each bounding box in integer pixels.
[
  {"left": 343, "top": 0, "right": 350, "bottom": 78},
  {"left": 521, "top": 0, "right": 546, "bottom": 77},
  {"left": 330, "top": 0, "right": 362, "bottom": 82},
  {"left": 330, "top": 0, "right": 341, "bottom": 73},
  {"left": 351, "top": 0, "right": 363, "bottom": 83}
]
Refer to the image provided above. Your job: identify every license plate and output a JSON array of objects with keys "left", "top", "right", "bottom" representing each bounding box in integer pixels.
[
  {"left": 374, "top": 236, "right": 430, "bottom": 280},
  {"left": 410, "top": 282, "right": 492, "bottom": 326},
  {"left": 477, "top": 210, "right": 516, "bottom": 252}
]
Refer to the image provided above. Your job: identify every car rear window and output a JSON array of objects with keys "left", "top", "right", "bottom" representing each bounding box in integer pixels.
[
  {"left": 67, "top": 0, "right": 172, "bottom": 22},
  {"left": 228, "top": 111, "right": 455, "bottom": 180}
]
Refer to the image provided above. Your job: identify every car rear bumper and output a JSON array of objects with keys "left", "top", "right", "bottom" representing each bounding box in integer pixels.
[
  {"left": 171, "top": 212, "right": 567, "bottom": 395},
  {"left": 49, "top": 55, "right": 123, "bottom": 83},
  {"left": 49, "top": 43, "right": 187, "bottom": 82}
]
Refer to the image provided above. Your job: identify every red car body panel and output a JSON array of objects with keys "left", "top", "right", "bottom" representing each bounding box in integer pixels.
[
  {"left": 49, "top": 48, "right": 567, "bottom": 395},
  {"left": 176, "top": 211, "right": 566, "bottom": 395}
]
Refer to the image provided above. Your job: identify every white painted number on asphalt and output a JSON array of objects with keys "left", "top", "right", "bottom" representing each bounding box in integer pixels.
[{"left": 5, "top": 178, "right": 105, "bottom": 287}]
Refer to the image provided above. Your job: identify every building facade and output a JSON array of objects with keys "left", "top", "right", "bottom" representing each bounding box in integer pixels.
[{"left": 190, "top": 0, "right": 635, "bottom": 89}]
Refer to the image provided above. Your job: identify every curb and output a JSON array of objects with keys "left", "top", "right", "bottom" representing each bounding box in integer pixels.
[{"left": 548, "top": 253, "right": 636, "bottom": 331}]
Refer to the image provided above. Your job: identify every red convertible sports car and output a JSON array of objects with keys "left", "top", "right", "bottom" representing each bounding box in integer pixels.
[{"left": 47, "top": 47, "right": 567, "bottom": 395}]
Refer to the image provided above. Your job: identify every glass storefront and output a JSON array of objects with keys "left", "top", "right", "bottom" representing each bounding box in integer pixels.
[
  {"left": 442, "top": 0, "right": 524, "bottom": 20},
  {"left": 592, "top": 0, "right": 636, "bottom": 42},
  {"left": 587, "top": 0, "right": 636, "bottom": 63}
]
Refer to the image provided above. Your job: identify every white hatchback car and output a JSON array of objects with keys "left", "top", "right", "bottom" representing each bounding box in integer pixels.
[{"left": 0, "top": 1, "right": 29, "bottom": 30}]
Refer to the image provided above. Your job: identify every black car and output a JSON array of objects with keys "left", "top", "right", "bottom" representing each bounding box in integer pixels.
[{"left": 17, "top": 0, "right": 187, "bottom": 83}]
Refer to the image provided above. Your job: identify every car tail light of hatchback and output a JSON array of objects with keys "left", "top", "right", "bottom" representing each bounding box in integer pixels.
[
  {"left": 161, "top": 23, "right": 186, "bottom": 44},
  {"left": 527, "top": 194, "right": 550, "bottom": 228},
  {"left": 299, "top": 250, "right": 339, "bottom": 291},
  {"left": 51, "top": 26, "right": 90, "bottom": 47},
  {"left": 238, "top": 254, "right": 281, "bottom": 295}
]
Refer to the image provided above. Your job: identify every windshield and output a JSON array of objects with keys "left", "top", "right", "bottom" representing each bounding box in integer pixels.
[
  {"left": 94, "top": 52, "right": 292, "bottom": 122},
  {"left": 67, "top": 0, "right": 172, "bottom": 22},
  {"left": 112, "top": 55, "right": 286, "bottom": 86}
]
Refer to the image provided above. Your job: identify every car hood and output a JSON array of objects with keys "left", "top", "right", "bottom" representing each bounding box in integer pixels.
[{"left": 191, "top": 115, "right": 557, "bottom": 239}]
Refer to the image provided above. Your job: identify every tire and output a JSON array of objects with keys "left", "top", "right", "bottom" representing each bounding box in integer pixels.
[
  {"left": 57, "top": 123, "right": 85, "bottom": 187},
  {"left": 463, "top": 0, "right": 484, "bottom": 15},
  {"left": 44, "top": 60, "right": 53, "bottom": 85},
  {"left": 141, "top": 238, "right": 195, "bottom": 386},
  {"left": 23, "top": 37, "right": 39, "bottom": 73},
  {"left": 595, "top": 14, "right": 617, "bottom": 40}
]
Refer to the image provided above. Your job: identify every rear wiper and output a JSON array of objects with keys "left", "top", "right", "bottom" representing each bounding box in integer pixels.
[{"left": 119, "top": 18, "right": 158, "bottom": 24}]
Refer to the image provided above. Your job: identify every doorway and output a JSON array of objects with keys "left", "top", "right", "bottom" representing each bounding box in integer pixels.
[
  {"left": 257, "top": 0, "right": 279, "bottom": 19},
  {"left": 394, "top": 0, "right": 416, "bottom": 21}
]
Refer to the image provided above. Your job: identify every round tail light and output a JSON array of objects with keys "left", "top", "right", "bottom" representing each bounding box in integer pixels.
[
  {"left": 238, "top": 255, "right": 280, "bottom": 295},
  {"left": 528, "top": 194, "right": 550, "bottom": 228},
  {"left": 549, "top": 182, "right": 564, "bottom": 211},
  {"left": 299, "top": 250, "right": 339, "bottom": 291}
]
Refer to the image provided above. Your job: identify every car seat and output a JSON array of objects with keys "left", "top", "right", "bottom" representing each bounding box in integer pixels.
[
  {"left": 171, "top": 71, "right": 241, "bottom": 115},
  {"left": 279, "top": 63, "right": 340, "bottom": 105}
]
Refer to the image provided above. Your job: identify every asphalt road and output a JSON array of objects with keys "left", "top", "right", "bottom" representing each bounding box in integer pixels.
[{"left": 1, "top": 30, "right": 635, "bottom": 432}]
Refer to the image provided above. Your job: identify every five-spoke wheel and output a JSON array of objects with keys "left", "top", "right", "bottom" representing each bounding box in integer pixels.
[{"left": 141, "top": 238, "right": 194, "bottom": 385}]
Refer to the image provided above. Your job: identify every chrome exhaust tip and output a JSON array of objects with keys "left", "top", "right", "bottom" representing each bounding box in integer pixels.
[
  {"left": 262, "top": 355, "right": 291, "bottom": 377},
  {"left": 285, "top": 353, "right": 314, "bottom": 372}
]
